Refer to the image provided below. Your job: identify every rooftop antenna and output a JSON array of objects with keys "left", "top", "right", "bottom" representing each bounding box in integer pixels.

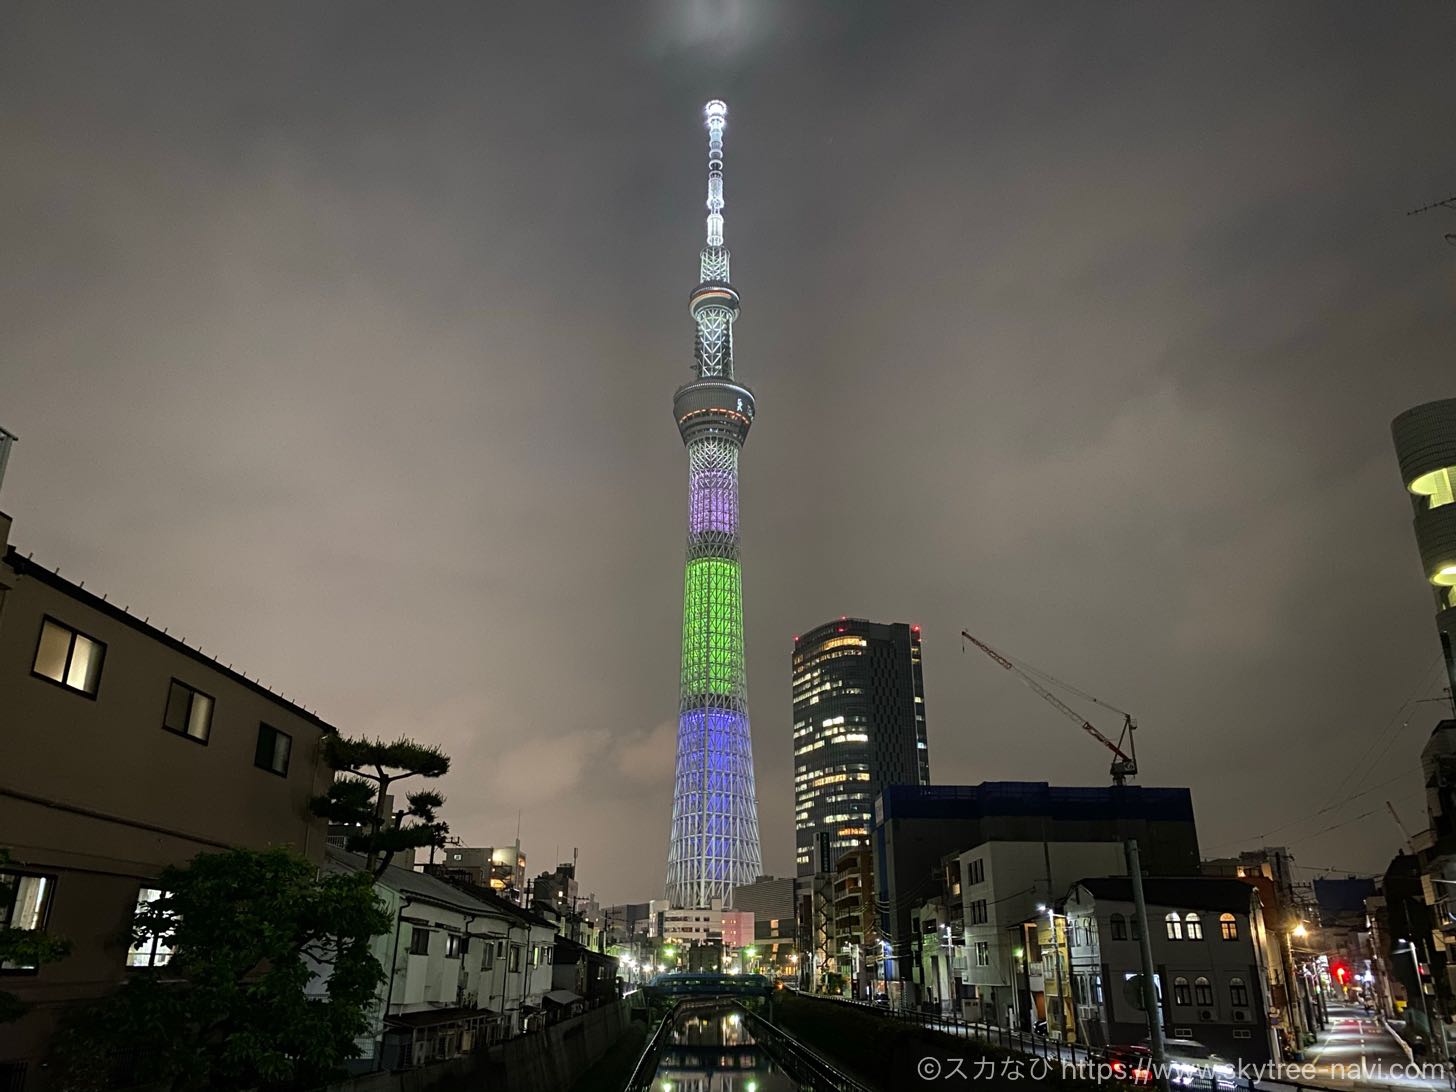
[{"left": 0, "top": 425, "right": 16, "bottom": 496}]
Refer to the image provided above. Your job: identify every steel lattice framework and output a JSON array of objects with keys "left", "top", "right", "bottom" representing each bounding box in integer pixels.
[{"left": 665, "top": 101, "right": 763, "bottom": 908}]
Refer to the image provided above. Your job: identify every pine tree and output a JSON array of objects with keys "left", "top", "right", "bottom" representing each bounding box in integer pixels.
[{"left": 309, "top": 735, "right": 451, "bottom": 877}]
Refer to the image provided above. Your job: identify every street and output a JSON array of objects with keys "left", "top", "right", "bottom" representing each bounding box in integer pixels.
[{"left": 1285, "top": 1002, "right": 1447, "bottom": 1092}]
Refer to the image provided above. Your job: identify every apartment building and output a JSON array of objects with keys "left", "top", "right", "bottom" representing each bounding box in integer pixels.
[{"left": 0, "top": 512, "right": 335, "bottom": 1089}]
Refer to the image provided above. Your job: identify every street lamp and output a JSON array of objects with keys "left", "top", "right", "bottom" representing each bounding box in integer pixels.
[{"left": 1397, "top": 939, "right": 1448, "bottom": 1063}]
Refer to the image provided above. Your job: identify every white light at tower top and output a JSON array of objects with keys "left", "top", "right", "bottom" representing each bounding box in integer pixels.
[{"left": 704, "top": 99, "right": 727, "bottom": 246}]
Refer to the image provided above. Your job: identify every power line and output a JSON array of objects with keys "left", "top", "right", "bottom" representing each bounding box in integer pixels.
[
  {"left": 1406, "top": 195, "right": 1456, "bottom": 216},
  {"left": 1316, "top": 654, "right": 1443, "bottom": 812},
  {"left": 1284, "top": 789, "right": 1424, "bottom": 848},
  {"left": 1205, "top": 768, "right": 1418, "bottom": 852}
]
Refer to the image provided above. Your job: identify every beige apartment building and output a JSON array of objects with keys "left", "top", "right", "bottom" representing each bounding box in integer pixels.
[{"left": 0, "top": 509, "right": 335, "bottom": 1089}]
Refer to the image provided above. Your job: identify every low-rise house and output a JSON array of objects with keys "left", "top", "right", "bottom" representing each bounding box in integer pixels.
[
  {"left": 321, "top": 848, "right": 559, "bottom": 1070},
  {"left": 1064, "top": 876, "right": 1277, "bottom": 1064},
  {"left": 550, "top": 936, "right": 619, "bottom": 1012}
]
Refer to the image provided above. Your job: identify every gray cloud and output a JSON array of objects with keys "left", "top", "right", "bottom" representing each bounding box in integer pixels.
[{"left": 2, "top": 2, "right": 1453, "bottom": 900}]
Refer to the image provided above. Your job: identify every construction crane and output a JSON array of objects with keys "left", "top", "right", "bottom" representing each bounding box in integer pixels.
[
  {"left": 961, "top": 630, "right": 1138, "bottom": 785},
  {"left": 1386, "top": 800, "right": 1418, "bottom": 854}
]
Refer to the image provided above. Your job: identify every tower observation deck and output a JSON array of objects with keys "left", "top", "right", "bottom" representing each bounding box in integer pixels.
[{"left": 665, "top": 100, "right": 763, "bottom": 908}]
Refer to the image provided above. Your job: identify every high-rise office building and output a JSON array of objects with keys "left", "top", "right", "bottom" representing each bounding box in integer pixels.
[
  {"left": 664, "top": 101, "right": 762, "bottom": 908},
  {"left": 792, "top": 618, "right": 929, "bottom": 876},
  {"left": 1392, "top": 398, "right": 1456, "bottom": 700}
]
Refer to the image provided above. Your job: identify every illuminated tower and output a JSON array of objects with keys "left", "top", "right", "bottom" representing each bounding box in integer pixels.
[
  {"left": 1392, "top": 398, "right": 1456, "bottom": 702},
  {"left": 665, "top": 100, "right": 762, "bottom": 908}
]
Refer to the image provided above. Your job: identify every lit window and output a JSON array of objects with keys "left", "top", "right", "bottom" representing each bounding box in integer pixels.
[
  {"left": 1194, "top": 976, "right": 1213, "bottom": 1006},
  {"left": 1, "top": 871, "right": 56, "bottom": 970},
  {"left": 1173, "top": 976, "right": 1191, "bottom": 1006},
  {"left": 1184, "top": 912, "right": 1202, "bottom": 940},
  {"left": 126, "top": 887, "right": 174, "bottom": 968},
  {"left": 162, "top": 679, "right": 214, "bottom": 743},
  {"left": 1219, "top": 913, "right": 1238, "bottom": 941},
  {"left": 32, "top": 617, "right": 106, "bottom": 697},
  {"left": 410, "top": 928, "right": 431, "bottom": 956},
  {"left": 1165, "top": 912, "right": 1183, "bottom": 940},
  {"left": 254, "top": 724, "right": 291, "bottom": 776}
]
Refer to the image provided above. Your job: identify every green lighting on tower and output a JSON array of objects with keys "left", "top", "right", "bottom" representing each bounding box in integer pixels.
[{"left": 681, "top": 557, "right": 744, "bottom": 696}]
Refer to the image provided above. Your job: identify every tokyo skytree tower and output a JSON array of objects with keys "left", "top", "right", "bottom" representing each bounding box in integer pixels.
[{"left": 665, "top": 100, "right": 763, "bottom": 908}]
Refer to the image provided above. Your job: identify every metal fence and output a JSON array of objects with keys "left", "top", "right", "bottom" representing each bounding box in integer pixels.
[{"left": 797, "top": 993, "right": 1421, "bottom": 1092}]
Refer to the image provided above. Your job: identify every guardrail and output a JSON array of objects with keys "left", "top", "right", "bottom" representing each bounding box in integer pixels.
[
  {"left": 735, "top": 1001, "right": 874, "bottom": 1092},
  {"left": 620, "top": 999, "right": 698, "bottom": 1092},
  {"left": 796, "top": 993, "right": 1427, "bottom": 1092}
]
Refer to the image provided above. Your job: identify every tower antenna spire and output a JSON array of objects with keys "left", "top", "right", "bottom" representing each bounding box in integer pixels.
[{"left": 704, "top": 99, "right": 727, "bottom": 246}]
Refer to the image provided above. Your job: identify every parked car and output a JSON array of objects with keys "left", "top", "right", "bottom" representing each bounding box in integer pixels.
[
  {"left": 1104, "top": 1044, "right": 1154, "bottom": 1085},
  {"left": 872, "top": 991, "right": 891, "bottom": 1008},
  {"left": 1151, "top": 1038, "right": 1239, "bottom": 1090}
]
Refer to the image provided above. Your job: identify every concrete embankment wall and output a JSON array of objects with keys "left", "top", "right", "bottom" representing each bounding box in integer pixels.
[{"left": 329, "top": 1001, "right": 631, "bottom": 1092}]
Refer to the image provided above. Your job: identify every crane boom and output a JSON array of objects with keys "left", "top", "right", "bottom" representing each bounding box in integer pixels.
[
  {"left": 1386, "top": 800, "right": 1418, "bottom": 854},
  {"left": 961, "top": 630, "right": 1138, "bottom": 784}
]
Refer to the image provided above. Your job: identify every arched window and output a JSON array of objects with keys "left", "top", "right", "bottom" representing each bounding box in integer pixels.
[
  {"left": 1130, "top": 915, "right": 1140, "bottom": 941},
  {"left": 1230, "top": 977, "right": 1249, "bottom": 1007},
  {"left": 1173, "top": 976, "right": 1191, "bottom": 1005},
  {"left": 1110, "top": 913, "right": 1127, "bottom": 941},
  {"left": 1219, "top": 913, "right": 1238, "bottom": 940},
  {"left": 1185, "top": 912, "right": 1203, "bottom": 940},
  {"left": 1194, "top": 976, "right": 1213, "bottom": 1006},
  {"left": 1165, "top": 912, "right": 1183, "bottom": 940}
]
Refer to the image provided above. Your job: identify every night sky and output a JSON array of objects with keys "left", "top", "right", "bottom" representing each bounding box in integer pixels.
[{"left": 3, "top": 3, "right": 1455, "bottom": 905}]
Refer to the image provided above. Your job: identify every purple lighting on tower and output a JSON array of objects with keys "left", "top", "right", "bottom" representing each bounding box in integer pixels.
[{"left": 688, "top": 463, "right": 738, "bottom": 535}]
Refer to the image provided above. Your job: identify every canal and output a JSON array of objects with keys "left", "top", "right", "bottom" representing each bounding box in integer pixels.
[{"left": 650, "top": 1005, "right": 801, "bottom": 1092}]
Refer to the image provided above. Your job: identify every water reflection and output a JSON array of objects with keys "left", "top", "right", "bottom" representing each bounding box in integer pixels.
[{"left": 651, "top": 1007, "right": 797, "bottom": 1092}]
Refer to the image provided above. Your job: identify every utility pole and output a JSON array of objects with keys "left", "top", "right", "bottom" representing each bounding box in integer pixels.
[{"left": 1127, "top": 839, "right": 1170, "bottom": 1092}]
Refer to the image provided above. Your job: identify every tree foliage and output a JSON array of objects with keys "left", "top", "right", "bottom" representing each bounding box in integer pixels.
[
  {"left": 0, "top": 848, "right": 71, "bottom": 1024},
  {"left": 310, "top": 735, "right": 451, "bottom": 876},
  {"left": 53, "top": 847, "right": 390, "bottom": 1092}
]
